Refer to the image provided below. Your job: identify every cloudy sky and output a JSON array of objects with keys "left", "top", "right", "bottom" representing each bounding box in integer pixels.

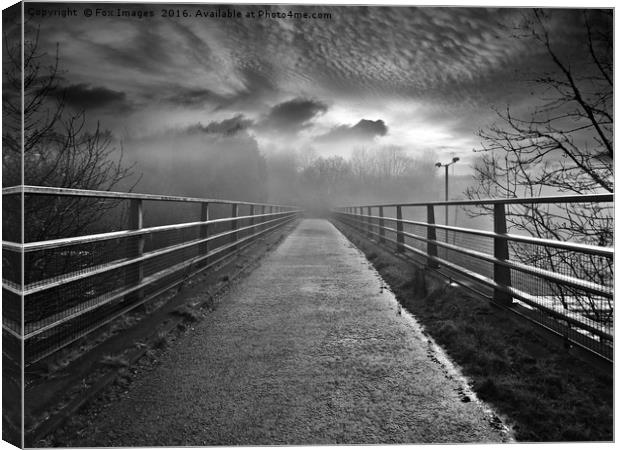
[{"left": 19, "top": 2, "right": 611, "bottom": 175}]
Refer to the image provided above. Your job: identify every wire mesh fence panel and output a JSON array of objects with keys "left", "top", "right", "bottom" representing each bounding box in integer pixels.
[
  {"left": 237, "top": 204, "right": 255, "bottom": 241},
  {"left": 3, "top": 328, "right": 21, "bottom": 362},
  {"left": 25, "top": 290, "right": 147, "bottom": 363},
  {"left": 2, "top": 194, "right": 21, "bottom": 243},
  {"left": 438, "top": 230, "right": 495, "bottom": 280},
  {"left": 143, "top": 227, "right": 199, "bottom": 253},
  {"left": 142, "top": 200, "right": 198, "bottom": 228},
  {"left": 24, "top": 239, "right": 126, "bottom": 286},
  {"left": 3, "top": 248, "right": 21, "bottom": 286},
  {"left": 24, "top": 195, "right": 128, "bottom": 241},
  {"left": 24, "top": 263, "right": 128, "bottom": 333},
  {"left": 382, "top": 208, "right": 399, "bottom": 251},
  {"left": 508, "top": 239, "right": 612, "bottom": 344},
  {"left": 401, "top": 215, "right": 427, "bottom": 254},
  {"left": 2, "top": 289, "right": 21, "bottom": 335}
]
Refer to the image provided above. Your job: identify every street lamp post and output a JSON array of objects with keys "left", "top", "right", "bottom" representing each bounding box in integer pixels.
[{"left": 435, "top": 157, "right": 460, "bottom": 230}]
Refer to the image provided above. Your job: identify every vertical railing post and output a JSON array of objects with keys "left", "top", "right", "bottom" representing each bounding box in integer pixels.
[
  {"left": 261, "top": 205, "right": 266, "bottom": 228},
  {"left": 493, "top": 203, "right": 513, "bottom": 305},
  {"left": 378, "top": 206, "right": 385, "bottom": 244},
  {"left": 126, "top": 199, "right": 144, "bottom": 301},
  {"left": 396, "top": 205, "right": 404, "bottom": 253},
  {"left": 357, "top": 207, "right": 363, "bottom": 231},
  {"left": 200, "top": 202, "right": 209, "bottom": 265},
  {"left": 231, "top": 203, "right": 239, "bottom": 250},
  {"left": 249, "top": 204, "right": 256, "bottom": 237},
  {"left": 366, "top": 206, "right": 372, "bottom": 238},
  {"left": 426, "top": 205, "right": 439, "bottom": 268}
]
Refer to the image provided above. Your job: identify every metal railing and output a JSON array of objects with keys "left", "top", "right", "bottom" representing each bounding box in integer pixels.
[
  {"left": 332, "top": 194, "right": 613, "bottom": 361},
  {"left": 2, "top": 185, "right": 302, "bottom": 365}
]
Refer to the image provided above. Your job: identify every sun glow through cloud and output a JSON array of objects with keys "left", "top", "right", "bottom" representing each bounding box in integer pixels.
[{"left": 19, "top": 3, "right": 609, "bottom": 180}]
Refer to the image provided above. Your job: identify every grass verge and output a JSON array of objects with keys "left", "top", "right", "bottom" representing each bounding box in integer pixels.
[{"left": 334, "top": 220, "right": 612, "bottom": 442}]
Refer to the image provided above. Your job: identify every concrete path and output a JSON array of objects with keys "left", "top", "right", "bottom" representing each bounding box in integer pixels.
[{"left": 64, "top": 219, "right": 511, "bottom": 446}]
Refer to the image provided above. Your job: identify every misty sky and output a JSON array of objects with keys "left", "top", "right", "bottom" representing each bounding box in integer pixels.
[{"left": 21, "top": 3, "right": 608, "bottom": 175}]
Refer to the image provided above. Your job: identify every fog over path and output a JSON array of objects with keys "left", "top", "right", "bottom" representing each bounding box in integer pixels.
[{"left": 64, "top": 219, "right": 511, "bottom": 445}]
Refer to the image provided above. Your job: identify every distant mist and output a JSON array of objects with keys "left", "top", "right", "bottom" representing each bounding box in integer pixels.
[
  {"left": 114, "top": 120, "right": 488, "bottom": 220},
  {"left": 121, "top": 127, "right": 267, "bottom": 202}
]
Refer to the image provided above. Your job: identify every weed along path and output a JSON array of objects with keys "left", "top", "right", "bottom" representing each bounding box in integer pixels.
[{"left": 61, "top": 219, "right": 512, "bottom": 446}]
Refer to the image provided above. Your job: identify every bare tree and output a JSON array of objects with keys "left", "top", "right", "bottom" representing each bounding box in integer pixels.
[
  {"left": 350, "top": 145, "right": 416, "bottom": 180},
  {"left": 3, "top": 26, "right": 139, "bottom": 282},
  {"left": 465, "top": 9, "right": 613, "bottom": 322},
  {"left": 301, "top": 155, "right": 352, "bottom": 196},
  {"left": 375, "top": 145, "right": 414, "bottom": 178},
  {"left": 350, "top": 147, "right": 373, "bottom": 182},
  {"left": 3, "top": 27, "right": 138, "bottom": 241}
]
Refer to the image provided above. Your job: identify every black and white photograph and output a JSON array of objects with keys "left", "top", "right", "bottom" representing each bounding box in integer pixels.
[{"left": 1, "top": 1, "right": 614, "bottom": 447}]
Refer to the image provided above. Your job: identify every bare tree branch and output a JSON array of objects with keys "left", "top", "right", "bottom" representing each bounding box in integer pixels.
[{"left": 465, "top": 9, "right": 613, "bottom": 324}]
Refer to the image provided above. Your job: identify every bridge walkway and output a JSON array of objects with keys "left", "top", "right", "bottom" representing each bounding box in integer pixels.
[{"left": 62, "top": 218, "right": 511, "bottom": 445}]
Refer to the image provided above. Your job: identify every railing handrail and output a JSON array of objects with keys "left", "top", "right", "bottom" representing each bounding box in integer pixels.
[
  {"left": 335, "top": 211, "right": 614, "bottom": 256},
  {"left": 2, "top": 184, "right": 299, "bottom": 209},
  {"left": 336, "top": 193, "right": 614, "bottom": 209},
  {"left": 2, "top": 210, "right": 302, "bottom": 251},
  {"left": 360, "top": 221, "right": 612, "bottom": 298},
  {"left": 13, "top": 213, "right": 293, "bottom": 297}
]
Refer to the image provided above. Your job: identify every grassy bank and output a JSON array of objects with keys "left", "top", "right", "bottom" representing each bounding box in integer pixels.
[{"left": 333, "top": 220, "right": 613, "bottom": 442}]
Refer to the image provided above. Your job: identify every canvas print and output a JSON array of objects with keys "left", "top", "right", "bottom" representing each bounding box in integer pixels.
[{"left": 1, "top": 1, "right": 613, "bottom": 447}]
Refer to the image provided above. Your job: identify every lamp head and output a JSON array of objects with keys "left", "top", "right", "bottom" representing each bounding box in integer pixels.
[
  {"left": 452, "top": 157, "right": 460, "bottom": 163},
  {"left": 435, "top": 162, "right": 442, "bottom": 168}
]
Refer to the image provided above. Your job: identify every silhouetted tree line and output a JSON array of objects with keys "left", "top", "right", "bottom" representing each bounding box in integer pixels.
[{"left": 265, "top": 146, "right": 440, "bottom": 213}]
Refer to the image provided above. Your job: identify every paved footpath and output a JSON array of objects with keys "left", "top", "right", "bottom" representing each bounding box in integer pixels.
[{"left": 65, "top": 219, "right": 511, "bottom": 446}]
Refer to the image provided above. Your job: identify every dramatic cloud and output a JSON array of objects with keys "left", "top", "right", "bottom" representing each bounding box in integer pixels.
[
  {"left": 52, "top": 83, "right": 128, "bottom": 111},
  {"left": 260, "top": 98, "right": 328, "bottom": 133},
  {"left": 185, "top": 115, "right": 254, "bottom": 136},
  {"left": 165, "top": 88, "right": 228, "bottom": 108},
  {"left": 318, "top": 119, "right": 388, "bottom": 143},
  {"left": 22, "top": 5, "right": 608, "bottom": 171}
]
